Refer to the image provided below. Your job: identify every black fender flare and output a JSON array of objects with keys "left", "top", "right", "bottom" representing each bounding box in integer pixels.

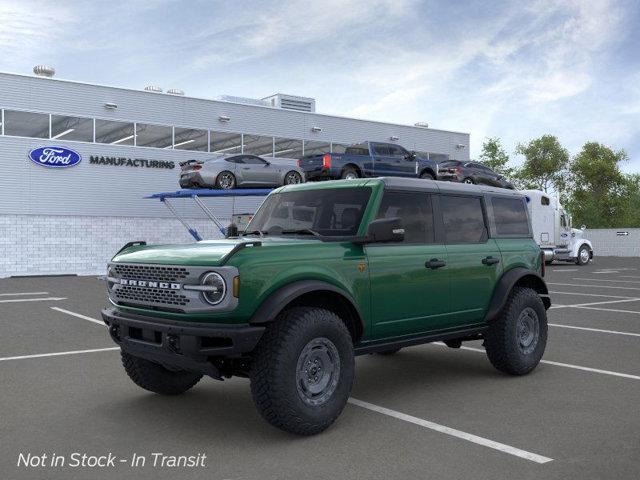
[
  {"left": 484, "top": 268, "right": 550, "bottom": 322},
  {"left": 419, "top": 167, "right": 436, "bottom": 178},
  {"left": 249, "top": 280, "right": 365, "bottom": 332}
]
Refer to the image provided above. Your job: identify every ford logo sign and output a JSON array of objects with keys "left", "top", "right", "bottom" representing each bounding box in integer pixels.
[{"left": 28, "top": 146, "right": 82, "bottom": 168}]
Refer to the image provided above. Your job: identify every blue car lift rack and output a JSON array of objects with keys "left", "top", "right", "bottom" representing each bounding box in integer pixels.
[{"left": 146, "top": 188, "right": 272, "bottom": 241}]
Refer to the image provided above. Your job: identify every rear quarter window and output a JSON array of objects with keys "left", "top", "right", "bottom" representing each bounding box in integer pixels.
[{"left": 491, "top": 197, "right": 530, "bottom": 237}]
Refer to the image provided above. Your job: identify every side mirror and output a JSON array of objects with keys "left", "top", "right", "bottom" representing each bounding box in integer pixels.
[
  {"left": 225, "top": 223, "right": 239, "bottom": 238},
  {"left": 362, "top": 217, "right": 404, "bottom": 243}
]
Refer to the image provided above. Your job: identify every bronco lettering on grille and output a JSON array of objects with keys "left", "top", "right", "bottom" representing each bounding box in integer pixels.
[{"left": 119, "top": 279, "right": 181, "bottom": 290}]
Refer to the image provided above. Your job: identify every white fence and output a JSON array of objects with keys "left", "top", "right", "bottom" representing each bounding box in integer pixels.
[{"left": 583, "top": 229, "right": 640, "bottom": 257}]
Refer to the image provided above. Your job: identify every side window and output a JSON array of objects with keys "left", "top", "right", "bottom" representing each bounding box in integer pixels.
[
  {"left": 492, "top": 197, "right": 530, "bottom": 237},
  {"left": 225, "top": 156, "right": 243, "bottom": 164},
  {"left": 440, "top": 195, "right": 487, "bottom": 244},
  {"left": 376, "top": 192, "right": 434, "bottom": 244},
  {"left": 373, "top": 144, "right": 390, "bottom": 156},
  {"left": 387, "top": 145, "right": 405, "bottom": 157},
  {"left": 243, "top": 155, "right": 267, "bottom": 165}
]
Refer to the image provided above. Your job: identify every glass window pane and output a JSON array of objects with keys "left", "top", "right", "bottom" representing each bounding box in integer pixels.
[
  {"left": 210, "top": 131, "right": 242, "bottom": 154},
  {"left": 492, "top": 197, "right": 530, "bottom": 237},
  {"left": 331, "top": 143, "right": 349, "bottom": 154},
  {"left": 303, "top": 140, "right": 330, "bottom": 156},
  {"left": 135, "top": 123, "right": 172, "bottom": 148},
  {"left": 273, "top": 137, "right": 303, "bottom": 159},
  {"left": 173, "top": 127, "right": 208, "bottom": 151},
  {"left": 51, "top": 115, "right": 93, "bottom": 142},
  {"left": 376, "top": 192, "right": 434, "bottom": 244},
  {"left": 4, "top": 110, "right": 49, "bottom": 138},
  {"left": 95, "top": 119, "right": 135, "bottom": 145},
  {"left": 243, "top": 134, "right": 273, "bottom": 156},
  {"left": 441, "top": 195, "right": 487, "bottom": 244}
]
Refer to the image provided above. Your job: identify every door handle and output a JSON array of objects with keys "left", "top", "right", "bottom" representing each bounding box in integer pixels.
[
  {"left": 482, "top": 256, "right": 500, "bottom": 266},
  {"left": 425, "top": 258, "right": 446, "bottom": 269},
  {"left": 242, "top": 167, "right": 250, "bottom": 170}
]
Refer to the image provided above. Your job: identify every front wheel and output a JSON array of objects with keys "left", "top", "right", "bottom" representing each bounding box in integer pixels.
[
  {"left": 576, "top": 245, "right": 591, "bottom": 265},
  {"left": 250, "top": 307, "right": 354, "bottom": 435},
  {"left": 420, "top": 171, "right": 435, "bottom": 180},
  {"left": 484, "top": 287, "right": 547, "bottom": 375},
  {"left": 463, "top": 177, "right": 474, "bottom": 184},
  {"left": 121, "top": 351, "right": 202, "bottom": 395},
  {"left": 284, "top": 170, "right": 303, "bottom": 185},
  {"left": 215, "top": 171, "right": 236, "bottom": 189}
]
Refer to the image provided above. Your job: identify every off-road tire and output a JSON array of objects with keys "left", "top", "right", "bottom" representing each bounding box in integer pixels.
[
  {"left": 576, "top": 245, "right": 591, "bottom": 265},
  {"left": 250, "top": 307, "right": 355, "bottom": 435},
  {"left": 484, "top": 287, "right": 547, "bottom": 375},
  {"left": 420, "top": 171, "right": 435, "bottom": 180},
  {"left": 341, "top": 167, "right": 359, "bottom": 180},
  {"left": 377, "top": 347, "right": 402, "bottom": 355},
  {"left": 121, "top": 351, "right": 202, "bottom": 395}
]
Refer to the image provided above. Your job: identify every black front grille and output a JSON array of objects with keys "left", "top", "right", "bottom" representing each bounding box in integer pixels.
[
  {"left": 115, "top": 285, "right": 190, "bottom": 307},
  {"left": 113, "top": 264, "right": 189, "bottom": 282}
]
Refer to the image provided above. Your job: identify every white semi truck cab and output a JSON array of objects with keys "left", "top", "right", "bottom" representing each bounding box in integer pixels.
[{"left": 521, "top": 190, "right": 594, "bottom": 265}]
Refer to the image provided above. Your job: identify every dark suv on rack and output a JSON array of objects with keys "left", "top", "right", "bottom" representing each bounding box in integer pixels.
[
  {"left": 102, "top": 178, "right": 549, "bottom": 435},
  {"left": 438, "top": 160, "right": 514, "bottom": 189}
]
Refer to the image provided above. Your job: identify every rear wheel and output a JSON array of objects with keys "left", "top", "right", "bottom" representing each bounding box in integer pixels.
[
  {"left": 484, "top": 287, "right": 547, "bottom": 375},
  {"left": 121, "top": 351, "right": 202, "bottom": 395},
  {"left": 284, "top": 171, "right": 303, "bottom": 185},
  {"left": 341, "top": 167, "right": 359, "bottom": 180},
  {"left": 463, "top": 177, "right": 474, "bottom": 184},
  {"left": 215, "top": 171, "right": 236, "bottom": 189},
  {"left": 420, "top": 171, "right": 435, "bottom": 180},
  {"left": 250, "top": 307, "right": 354, "bottom": 435},
  {"left": 576, "top": 245, "right": 591, "bottom": 265}
]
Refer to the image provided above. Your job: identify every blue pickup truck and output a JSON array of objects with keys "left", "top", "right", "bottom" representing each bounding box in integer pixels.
[{"left": 298, "top": 142, "right": 439, "bottom": 181}]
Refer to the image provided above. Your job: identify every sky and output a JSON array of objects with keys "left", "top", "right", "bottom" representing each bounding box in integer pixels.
[{"left": 1, "top": 0, "right": 639, "bottom": 172}]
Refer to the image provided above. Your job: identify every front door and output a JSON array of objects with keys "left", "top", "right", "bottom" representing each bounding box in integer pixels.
[
  {"left": 239, "top": 155, "right": 278, "bottom": 185},
  {"left": 366, "top": 191, "right": 450, "bottom": 339},
  {"left": 439, "top": 194, "right": 502, "bottom": 326}
]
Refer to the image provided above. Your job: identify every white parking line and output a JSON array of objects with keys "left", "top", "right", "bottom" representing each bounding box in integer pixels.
[
  {"left": 0, "top": 292, "right": 49, "bottom": 296},
  {"left": 550, "top": 298, "right": 640, "bottom": 309},
  {"left": 549, "top": 291, "right": 638, "bottom": 299},
  {"left": 51, "top": 307, "right": 105, "bottom": 326},
  {"left": 547, "top": 283, "right": 640, "bottom": 291},
  {"left": 550, "top": 269, "right": 578, "bottom": 272},
  {"left": 0, "top": 297, "right": 67, "bottom": 304},
  {"left": 592, "top": 271, "right": 619, "bottom": 274},
  {"left": 549, "top": 323, "right": 640, "bottom": 337},
  {"left": 446, "top": 345, "right": 640, "bottom": 381},
  {"left": 619, "top": 275, "right": 640, "bottom": 279},
  {"left": 0, "top": 347, "right": 119, "bottom": 363},
  {"left": 348, "top": 398, "right": 552, "bottom": 464},
  {"left": 570, "top": 306, "right": 640, "bottom": 315},
  {"left": 572, "top": 278, "right": 640, "bottom": 285}
]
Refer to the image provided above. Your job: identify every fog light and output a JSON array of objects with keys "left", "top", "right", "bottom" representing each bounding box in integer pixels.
[{"left": 201, "top": 272, "right": 226, "bottom": 305}]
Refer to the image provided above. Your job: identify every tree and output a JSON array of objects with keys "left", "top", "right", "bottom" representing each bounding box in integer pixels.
[
  {"left": 515, "top": 135, "right": 569, "bottom": 193},
  {"left": 566, "top": 142, "right": 628, "bottom": 228},
  {"left": 479, "top": 137, "right": 514, "bottom": 178},
  {"left": 620, "top": 174, "right": 640, "bottom": 227}
]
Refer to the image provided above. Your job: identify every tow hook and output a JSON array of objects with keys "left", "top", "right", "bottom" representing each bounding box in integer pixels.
[
  {"left": 108, "top": 324, "right": 120, "bottom": 342},
  {"left": 166, "top": 334, "right": 181, "bottom": 353}
]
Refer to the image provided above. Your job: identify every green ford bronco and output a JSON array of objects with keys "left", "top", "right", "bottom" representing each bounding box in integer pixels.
[{"left": 102, "top": 178, "right": 551, "bottom": 435}]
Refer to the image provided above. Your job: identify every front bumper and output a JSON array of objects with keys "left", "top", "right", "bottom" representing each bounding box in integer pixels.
[
  {"left": 101, "top": 307, "right": 265, "bottom": 378},
  {"left": 437, "top": 173, "right": 462, "bottom": 182}
]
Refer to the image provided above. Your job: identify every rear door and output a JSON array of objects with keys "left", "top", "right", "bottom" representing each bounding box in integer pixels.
[
  {"left": 366, "top": 191, "right": 450, "bottom": 339},
  {"left": 440, "top": 194, "right": 502, "bottom": 326},
  {"left": 370, "top": 143, "right": 394, "bottom": 177}
]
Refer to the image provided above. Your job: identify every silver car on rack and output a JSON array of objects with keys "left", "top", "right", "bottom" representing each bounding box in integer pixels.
[{"left": 179, "top": 154, "right": 305, "bottom": 189}]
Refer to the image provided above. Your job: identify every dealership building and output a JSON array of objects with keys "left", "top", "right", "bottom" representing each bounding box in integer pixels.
[{"left": 0, "top": 68, "right": 470, "bottom": 277}]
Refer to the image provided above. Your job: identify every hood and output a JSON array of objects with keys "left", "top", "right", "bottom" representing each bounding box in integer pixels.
[{"left": 112, "top": 237, "right": 319, "bottom": 266}]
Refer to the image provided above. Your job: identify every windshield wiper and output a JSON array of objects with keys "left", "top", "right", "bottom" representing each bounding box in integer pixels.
[
  {"left": 281, "top": 228, "right": 322, "bottom": 237},
  {"left": 241, "top": 230, "right": 266, "bottom": 237}
]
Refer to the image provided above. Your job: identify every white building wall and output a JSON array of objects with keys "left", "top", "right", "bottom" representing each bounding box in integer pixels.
[{"left": 583, "top": 229, "right": 640, "bottom": 257}]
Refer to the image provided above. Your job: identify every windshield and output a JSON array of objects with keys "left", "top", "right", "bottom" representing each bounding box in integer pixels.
[{"left": 245, "top": 187, "right": 372, "bottom": 237}]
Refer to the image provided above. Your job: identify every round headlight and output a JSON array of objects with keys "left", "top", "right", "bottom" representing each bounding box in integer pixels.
[{"left": 201, "top": 272, "right": 226, "bottom": 305}]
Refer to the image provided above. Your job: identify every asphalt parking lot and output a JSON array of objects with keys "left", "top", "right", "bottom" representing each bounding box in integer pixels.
[{"left": 1, "top": 257, "right": 640, "bottom": 480}]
